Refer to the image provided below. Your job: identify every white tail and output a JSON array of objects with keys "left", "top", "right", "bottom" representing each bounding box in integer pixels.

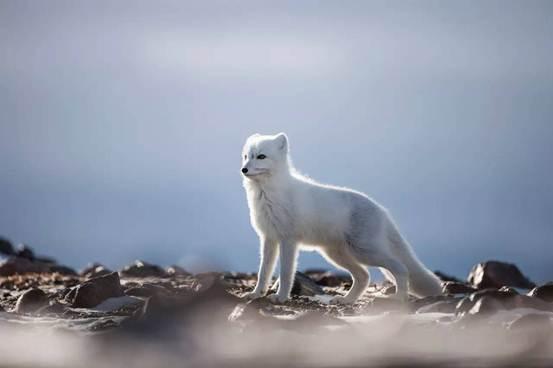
[{"left": 385, "top": 224, "right": 443, "bottom": 297}]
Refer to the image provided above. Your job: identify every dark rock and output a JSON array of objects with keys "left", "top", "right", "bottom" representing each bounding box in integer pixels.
[
  {"left": 0, "top": 257, "right": 50, "bottom": 276},
  {"left": 456, "top": 288, "right": 552, "bottom": 317},
  {"left": 456, "top": 288, "right": 518, "bottom": 315},
  {"left": 442, "top": 281, "right": 477, "bottom": 295},
  {"left": 302, "top": 268, "right": 329, "bottom": 276},
  {"left": 222, "top": 271, "right": 256, "bottom": 282},
  {"left": 166, "top": 265, "right": 191, "bottom": 277},
  {"left": 434, "top": 270, "right": 462, "bottom": 283},
  {"left": 128, "top": 274, "right": 240, "bottom": 337},
  {"left": 66, "top": 272, "right": 123, "bottom": 308},
  {"left": 308, "top": 271, "right": 349, "bottom": 287},
  {"left": 120, "top": 260, "right": 167, "bottom": 278},
  {"left": 467, "top": 260, "right": 535, "bottom": 290},
  {"left": 81, "top": 263, "right": 113, "bottom": 279},
  {"left": 15, "top": 244, "right": 35, "bottom": 260},
  {"left": 0, "top": 237, "right": 15, "bottom": 256},
  {"left": 528, "top": 282, "right": 553, "bottom": 302},
  {"left": 466, "top": 296, "right": 505, "bottom": 317},
  {"left": 509, "top": 313, "right": 553, "bottom": 331},
  {"left": 285, "top": 271, "right": 324, "bottom": 296},
  {"left": 14, "top": 288, "right": 49, "bottom": 314}
]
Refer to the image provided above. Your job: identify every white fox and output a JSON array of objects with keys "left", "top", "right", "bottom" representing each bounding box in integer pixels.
[{"left": 241, "top": 133, "right": 442, "bottom": 304}]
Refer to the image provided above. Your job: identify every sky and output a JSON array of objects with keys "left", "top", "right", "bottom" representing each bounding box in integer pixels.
[{"left": 1, "top": 0, "right": 552, "bottom": 282}]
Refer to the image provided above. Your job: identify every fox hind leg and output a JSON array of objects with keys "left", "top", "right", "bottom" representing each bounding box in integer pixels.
[{"left": 321, "top": 246, "right": 370, "bottom": 304}]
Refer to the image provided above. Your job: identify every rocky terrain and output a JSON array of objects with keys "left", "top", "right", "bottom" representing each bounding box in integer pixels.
[{"left": 0, "top": 236, "right": 552, "bottom": 368}]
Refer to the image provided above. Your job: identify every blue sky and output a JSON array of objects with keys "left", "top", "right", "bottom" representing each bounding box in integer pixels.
[{"left": 1, "top": 0, "right": 552, "bottom": 282}]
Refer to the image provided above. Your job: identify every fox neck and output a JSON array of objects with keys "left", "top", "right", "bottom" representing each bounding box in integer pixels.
[{"left": 244, "top": 161, "right": 293, "bottom": 194}]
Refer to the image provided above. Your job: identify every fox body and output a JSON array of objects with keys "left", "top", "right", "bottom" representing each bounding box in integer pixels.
[{"left": 241, "top": 133, "right": 442, "bottom": 304}]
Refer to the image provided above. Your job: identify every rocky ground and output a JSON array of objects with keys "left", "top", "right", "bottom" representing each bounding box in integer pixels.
[{"left": 0, "top": 237, "right": 552, "bottom": 368}]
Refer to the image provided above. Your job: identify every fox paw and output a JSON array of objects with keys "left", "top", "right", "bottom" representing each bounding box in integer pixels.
[
  {"left": 266, "top": 293, "right": 289, "bottom": 304},
  {"left": 243, "top": 290, "right": 266, "bottom": 300}
]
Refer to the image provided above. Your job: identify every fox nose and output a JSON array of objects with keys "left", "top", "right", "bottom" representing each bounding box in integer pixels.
[{"left": 241, "top": 167, "right": 248, "bottom": 174}]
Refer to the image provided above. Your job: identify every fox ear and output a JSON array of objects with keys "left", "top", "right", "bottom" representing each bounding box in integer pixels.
[{"left": 274, "top": 132, "right": 289, "bottom": 152}]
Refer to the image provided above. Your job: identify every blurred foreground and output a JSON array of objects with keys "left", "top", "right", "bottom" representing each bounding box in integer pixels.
[{"left": 0, "top": 239, "right": 552, "bottom": 368}]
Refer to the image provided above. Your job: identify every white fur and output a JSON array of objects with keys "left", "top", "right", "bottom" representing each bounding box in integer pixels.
[{"left": 241, "top": 133, "right": 443, "bottom": 304}]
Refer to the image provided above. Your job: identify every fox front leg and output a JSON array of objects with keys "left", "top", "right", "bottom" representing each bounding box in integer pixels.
[
  {"left": 267, "top": 241, "right": 298, "bottom": 304},
  {"left": 244, "top": 238, "right": 278, "bottom": 299}
]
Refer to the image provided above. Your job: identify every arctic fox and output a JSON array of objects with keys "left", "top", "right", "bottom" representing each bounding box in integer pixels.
[{"left": 241, "top": 133, "right": 442, "bottom": 304}]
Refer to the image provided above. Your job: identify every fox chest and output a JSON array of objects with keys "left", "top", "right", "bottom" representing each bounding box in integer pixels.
[{"left": 249, "top": 191, "right": 294, "bottom": 239}]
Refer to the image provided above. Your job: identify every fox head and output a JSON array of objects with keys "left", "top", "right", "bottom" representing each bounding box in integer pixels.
[{"left": 241, "top": 133, "right": 289, "bottom": 180}]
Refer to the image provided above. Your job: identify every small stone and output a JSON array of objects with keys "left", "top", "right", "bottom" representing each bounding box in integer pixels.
[
  {"left": 66, "top": 272, "right": 123, "bottom": 308},
  {"left": 15, "top": 244, "right": 35, "bottom": 260},
  {"left": 467, "top": 260, "right": 535, "bottom": 290},
  {"left": 528, "top": 282, "right": 553, "bottom": 302},
  {"left": 166, "top": 265, "right": 191, "bottom": 277},
  {"left": 81, "top": 263, "right": 113, "bottom": 279},
  {"left": 14, "top": 288, "right": 49, "bottom": 314},
  {"left": 120, "top": 260, "right": 167, "bottom": 278},
  {"left": 0, "top": 237, "right": 15, "bottom": 256}
]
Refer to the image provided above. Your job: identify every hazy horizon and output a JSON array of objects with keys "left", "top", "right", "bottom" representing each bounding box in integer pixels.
[{"left": 1, "top": 1, "right": 552, "bottom": 282}]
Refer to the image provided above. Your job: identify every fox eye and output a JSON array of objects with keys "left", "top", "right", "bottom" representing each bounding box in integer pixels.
[
  {"left": 244, "top": 154, "right": 247, "bottom": 160},
  {"left": 256, "top": 154, "right": 266, "bottom": 160}
]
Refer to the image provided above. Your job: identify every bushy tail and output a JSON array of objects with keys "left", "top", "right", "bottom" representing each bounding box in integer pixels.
[{"left": 384, "top": 222, "right": 443, "bottom": 297}]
